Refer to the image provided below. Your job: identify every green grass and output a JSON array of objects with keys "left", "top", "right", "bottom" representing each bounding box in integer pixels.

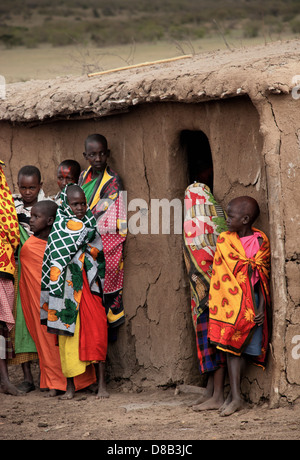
[
  {"left": 0, "top": 0, "right": 299, "bottom": 49},
  {"left": 0, "top": 1, "right": 299, "bottom": 83}
]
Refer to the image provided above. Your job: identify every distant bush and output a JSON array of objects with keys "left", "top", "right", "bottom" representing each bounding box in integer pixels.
[
  {"left": 291, "top": 19, "right": 300, "bottom": 34},
  {"left": 0, "top": 0, "right": 299, "bottom": 49},
  {"left": 243, "top": 22, "right": 260, "bottom": 38}
]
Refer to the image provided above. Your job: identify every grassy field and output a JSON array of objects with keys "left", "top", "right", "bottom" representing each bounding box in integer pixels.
[
  {"left": 1, "top": 32, "right": 298, "bottom": 84},
  {"left": 0, "top": 0, "right": 299, "bottom": 83}
]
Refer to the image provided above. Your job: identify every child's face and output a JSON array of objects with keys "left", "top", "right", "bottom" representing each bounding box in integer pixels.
[
  {"left": 18, "top": 174, "right": 41, "bottom": 207},
  {"left": 57, "top": 166, "right": 77, "bottom": 190},
  {"left": 29, "top": 206, "right": 49, "bottom": 235},
  {"left": 67, "top": 190, "right": 87, "bottom": 220},
  {"left": 226, "top": 203, "right": 245, "bottom": 233},
  {"left": 84, "top": 141, "right": 109, "bottom": 173}
]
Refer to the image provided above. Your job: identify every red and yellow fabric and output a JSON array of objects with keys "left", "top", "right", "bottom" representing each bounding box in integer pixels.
[
  {"left": 208, "top": 228, "right": 271, "bottom": 367},
  {"left": 0, "top": 162, "right": 20, "bottom": 280}
]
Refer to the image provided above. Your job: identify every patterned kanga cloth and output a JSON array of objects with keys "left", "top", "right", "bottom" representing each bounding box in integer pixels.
[
  {"left": 183, "top": 183, "right": 227, "bottom": 374},
  {"left": 79, "top": 165, "right": 127, "bottom": 328},
  {"left": 183, "top": 183, "right": 227, "bottom": 321},
  {"left": 208, "top": 228, "right": 271, "bottom": 368},
  {"left": 40, "top": 184, "right": 105, "bottom": 336},
  {"left": 0, "top": 161, "right": 20, "bottom": 281}
]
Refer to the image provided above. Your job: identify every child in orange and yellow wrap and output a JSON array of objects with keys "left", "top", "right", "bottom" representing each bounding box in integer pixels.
[{"left": 208, "top": 196, "right": 271, "bottom": 416}]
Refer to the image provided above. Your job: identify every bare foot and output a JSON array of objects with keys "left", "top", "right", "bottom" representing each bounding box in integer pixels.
[
  {"left": 218, "top": 392, "right": 232, "bottom": 413},
  {"left": 96, "top": 386, "right": 109, "bottom": 400},
  {"left": 187, "top": 395, "right": 206, "bottom": 407},
  {"left": 0, "top": 381, "right": 24, "bottom": 396},
  {"left": 45, "top": 389, "right": 58, "bottom": 398},
  {"left": 59, "top": 388, "right": 75, "bottom": 400},
  {"left": 219, "top": 398, "right": 243, "bottom": 416},
  {"left": 187, "top": 390, "right": 211, "bottom": 407},
  {"left": 59, "top": 378, "right": 75, "bottom": 400},
  {"left": 192, "top": 396, "right": 224, "bottom": 412}
]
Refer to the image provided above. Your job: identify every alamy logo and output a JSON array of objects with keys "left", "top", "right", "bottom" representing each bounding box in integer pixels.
[
  {"left": 291, "top": 335, "right": 300, "bottom": 360},
  {"left": 292, "top": 75, "right": 300, "bottom": 100},
  {"left": 0, "top": 75, "right": 5, "bottom": 100}
]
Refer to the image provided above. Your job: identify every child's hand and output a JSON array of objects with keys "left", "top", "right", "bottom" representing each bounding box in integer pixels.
[{"left": 254, "top": 311, "right": 264, "bottom": 327}]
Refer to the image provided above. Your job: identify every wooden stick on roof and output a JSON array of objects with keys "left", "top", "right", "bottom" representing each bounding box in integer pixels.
[{"left": 87, "top": 54, "right": 193, "bottom": 78}]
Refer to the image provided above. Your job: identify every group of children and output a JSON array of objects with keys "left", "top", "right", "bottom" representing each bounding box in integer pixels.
[
  {"left": 0, "top": 134, "right": 125, "bottom": 400},
  {"left": 0, "top": 133, "right": 271, "bottom": 415}
]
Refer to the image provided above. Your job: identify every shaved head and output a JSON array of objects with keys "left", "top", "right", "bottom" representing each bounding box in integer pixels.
[
  {"left": 228, "top": 196, "right": 260, "bottom": 224},
  {"left": 66, "top": 184, "right": 85, "bottom": 200},
  {"left": 32, "top": 200, "right": 58, "bottom": 218}
]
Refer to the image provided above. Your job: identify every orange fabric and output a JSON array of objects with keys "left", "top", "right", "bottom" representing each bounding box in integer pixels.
[
  {"left": 20, "top": 235, "right": 96, "bottom": 391},
  {"left": 79, "top": 269, "right": 108, "bottom": 362},
  {"left": 208, "top": 229, "right": 271, "bottom": 367}
]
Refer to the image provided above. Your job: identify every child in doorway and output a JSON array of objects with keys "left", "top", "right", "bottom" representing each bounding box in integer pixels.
[
  {"left": 20, "top": 200, "right": 96, "bottom": 396},
  {"left": 55, "top": 160, "right": 81, "bottom": 204},
  {"left": 183, "top": 182, "right": 227, "bottom": 412},
  {"left": 208, "top": 196, "right": 271, "bottom": 416},
  {"left": 40, "top": 184, "right": 108, "bottom": 400}
]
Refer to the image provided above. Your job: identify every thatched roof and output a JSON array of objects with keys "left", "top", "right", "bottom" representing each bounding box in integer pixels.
[{"left": 1, "top": 39, "right": 299, "bottom": 123}]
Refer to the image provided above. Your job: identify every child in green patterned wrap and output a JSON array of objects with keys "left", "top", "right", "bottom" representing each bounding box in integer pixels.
[{"left": 41, "top": 184, "right": 108, "bottom": 400}]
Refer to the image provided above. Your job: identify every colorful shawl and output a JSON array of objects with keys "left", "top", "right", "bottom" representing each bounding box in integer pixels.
[
  {"left": 0, "top": 161, "right": 20, "bottom": 279},
  {"left": 183, "top": 183, "right": 227, "bottom": 330},
  {"left": 208, "top": 229, "right": 271, "bottom": 367},
  {"left": 79, "top": 165, "right": 126, "bottom": 328},
  {"left": 40, "top": 184, "right": 105, "bottom": 336},
  {"left": 13, "top": 191, "right": 50, "bottom": 355}
]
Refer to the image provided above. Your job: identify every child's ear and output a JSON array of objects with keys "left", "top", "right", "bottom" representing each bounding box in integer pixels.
[
  {"left": 83, "top": 152, "right": 87, "bottom": 160},
  {"left": 48, "top": 216, "right": 55, "bottom": 226},
  {"left": 243, "top": 214, "right": 250, "bottom": 224}
]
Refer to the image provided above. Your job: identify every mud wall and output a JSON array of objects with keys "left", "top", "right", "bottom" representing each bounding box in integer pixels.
[
  {"left": 253, "top": 92, "right": 300, "bottom": 405},
  {"left": 0, "top": 95, "right": 277, "bottom": 402}
]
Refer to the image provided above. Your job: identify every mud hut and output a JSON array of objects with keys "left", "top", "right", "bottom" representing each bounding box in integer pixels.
[{"left": 0, "top": 39, "right": 299, "bottom": 407}]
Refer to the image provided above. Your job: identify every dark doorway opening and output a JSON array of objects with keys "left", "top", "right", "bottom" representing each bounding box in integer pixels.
[{"left": 180, "top": 130, "right": 213, "bottom": 191}]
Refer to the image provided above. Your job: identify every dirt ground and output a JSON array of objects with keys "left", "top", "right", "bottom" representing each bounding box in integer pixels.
[{"left": 0, "top": 363, "right": 299, "bottom": 441}]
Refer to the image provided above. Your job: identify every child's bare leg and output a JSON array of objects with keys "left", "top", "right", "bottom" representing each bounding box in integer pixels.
[
  {"left": 0, "top": 359, "right": 23, "bottom": 395},
  {"left": 21, "top": 362, "right": 34, "bottom": 384},
  {"left": 188, "top": 374, "right": 214, "bottom": 406},
  {"left": 192, "top": 367, "right": 225, "bottom": 411},
  {"left": 96, "top": 361, "right": 109, "bottom": 399},
  {"left": 220, "top": 355, "right": 244, "bottom": 416},
  {"left": 218, "top": 390, "right": 232, "bottom": 413},
  {"left": 59, "top": 377, "right": 75, "bottom": 400}
]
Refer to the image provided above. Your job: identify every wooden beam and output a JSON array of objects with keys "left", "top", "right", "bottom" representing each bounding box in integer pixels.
[{"left": 87, "top": 54, "right": 193, "bottom": 78}]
